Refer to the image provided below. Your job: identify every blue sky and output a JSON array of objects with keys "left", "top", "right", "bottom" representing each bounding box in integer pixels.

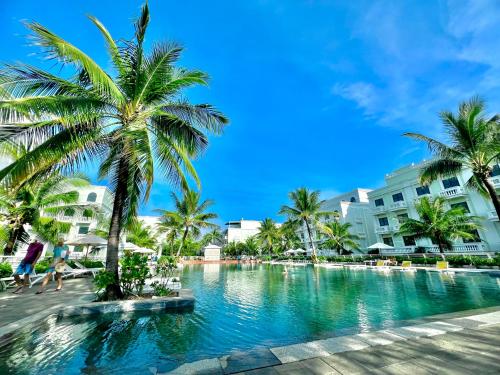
[{"left": 2, "top": 0, "right": 500, "bottom": 225}]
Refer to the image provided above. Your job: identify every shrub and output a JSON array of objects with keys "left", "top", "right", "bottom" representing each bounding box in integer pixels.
[
  {"left": 35, "top": 258, "right": 52, "bottom": 273},
  {"left": 78, "top": 259, "right": 104, "bottom": 269},
  {"left": 120, "top": 252, "right": 150, "bottom": 296},
  {"left": 151, "top": 256, "right": 178, "bottom": 297},
  {"left": 0, "top": 262, "right": 13, "bottom": 278},
  {"left": 94, "top": 270, "right": 116, "bottom": 299}
]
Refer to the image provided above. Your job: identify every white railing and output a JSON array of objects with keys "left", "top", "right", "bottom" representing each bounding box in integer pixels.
[
  {"left": 490, "top": 177, "right": 500, "bottom": 188},
  {"left": 372, "top": 206, "right": 386, "bottom": 214},
  {"left": 56, "top": 214, "right": 93, "bottom": 222},
  {"left": 390, "top": 224, "right": 401, "bottom": 232},
  {"left": 375, "top": 226, "right": 390, "bottom": 234},
  {"left": 488, "top": 210, "right": 498, "bottom": 221},
  {"left": 380, "top": 243, "right": 484, "bottom": 255},
  {"left": 389, "top": 201, "right": 407, "bottom": 210},
  {"left": 380, "top": 246, "right": 415, "bottom": 254},
  {"left": 439, "top": 187, "right": 465, "bottom": 198},
  {"left": 452, "top": 243, "right": 484, "bottom": 252}
]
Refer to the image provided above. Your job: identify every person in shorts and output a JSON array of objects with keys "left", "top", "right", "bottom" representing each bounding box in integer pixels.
[
  {"left": 13, "top": 239, "right": 44, "bottom": 294},
  {"left": 36, "top": 238, "right": 70, "bottom": 294}
]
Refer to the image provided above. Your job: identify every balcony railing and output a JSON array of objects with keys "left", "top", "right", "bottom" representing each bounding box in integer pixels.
[
  {"left": 372, "top": 206, "right": 386, "bottom": 214},
  {"left": 56, "top": 214, "right": 93, "bottom": 222},
  {"left": 375, "top": 226, "right": 390, "bottom": 234},
  {"left": 379, "top": 242, "right": 484, "bottom": 254},
  {"left": 490, "top": 177, "right": 500, "bottom": 188},
  {"left": 439, "top": 186, "right": 465, "bottom": 198},
  {"left": 389, "top": 201, "right": 407, "bottom": 211},
  {"left": 488, "top": 210, "right": 498, "bottom": 221}
]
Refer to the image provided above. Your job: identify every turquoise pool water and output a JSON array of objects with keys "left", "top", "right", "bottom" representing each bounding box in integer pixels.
[{"left": 1, "top": 264, "right": 500, "bottom": 374}]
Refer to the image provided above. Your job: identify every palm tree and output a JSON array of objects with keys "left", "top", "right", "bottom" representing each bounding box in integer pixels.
[
  {"left": 256, "top": 218, "right": 279, "bottom": 256},
  {"left": 398, "top": 196, "right": 481, "bottom": 253},
  {"left": 279, "top": 188, "right": 333, "bottom": 262},
  {"left": 157, "top": 189, "right": 217, "bottom": 257},
  {"left": 243, "top": 236, "right": 260, "bottom": 256},
  {"left": 278, "top": 220, "right": 301, "bottom": 252},
  {"left": 404, "top": 97, "right": 500, "bottom": 218},
  {"left": 0, "top": 4, "right": 227, "bottom": 298},
  {"left": 0, "top": 172, "right": 91, "bottom": 254},
  {"left": 320, "top": 221, "right": 360, "bottom": 255},
  {"left": 126, "top": 220, "right": 157, "bottom": 249},
  {"left": 201, "top": 227, "right": 224, "bottom": 247}
]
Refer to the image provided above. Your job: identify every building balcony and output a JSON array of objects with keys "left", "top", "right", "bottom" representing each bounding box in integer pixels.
[
  {"left": 490, "top": 177, "right": 500, "bottom": 189},
  {"left": 378, "top": 242, "right": 485, "bottom": 255},
  {"left": 390, "top": 224, "right": 401, "bottom": 232},
  {"left": 389, "top": 201, "right": 407, "bottom": 211},
  {"left": 371, "top": 206, "right": 386, "bottom": 214},
  {"left": 488, "top": 210, "right": 499, "bottom": 221},
  {"left": 56, "top": 214, "right": 93, "bottom": 223},
  {"left": 375, "top": 226, "right": 390, "bottom": 234},
  {"left": 439, "top": 186, "right": 465, "bottom": 198}
]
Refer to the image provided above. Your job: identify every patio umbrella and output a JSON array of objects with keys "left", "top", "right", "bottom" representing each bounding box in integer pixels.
[
  {"left": 133, "top": 248, "right": 156, "bottom": 254},
  {"left": 67, "top": 234, "right": 107, "bottom": 261},
  {"left": 368, "top": 242, "right": 394, "bottom": 249}
]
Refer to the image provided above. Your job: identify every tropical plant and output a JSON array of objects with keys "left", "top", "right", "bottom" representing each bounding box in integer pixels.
[
  {"left": 126, "top": 219, "right": 157, "bottom": 249},
  {"left": 404, "top": 97, "right": 500, "bottom": 218},
  {"left": 279, "top": 188, "right": 333, "bottom": 262},
  {"left": 201, "top": 227, "right": 224, "bottom": 247},
  {"left": 157, "top": 189, "right": 217, "bottom": 257},
  {"left": 256, "top": 218, "right": 279, "bottom": 256},
  {"left": 242, "top": 236, "right": 260, "bottom": 256},
  {"left": 278, "top": 220, "right": 301, "bottom": 252},
  {"left": 0, "top": 3, "right": 227, "bottom": 298},
  {"left": 120, "top": 252, "right": 150, "bottom": 296},
  {"left": 0, "top": 171, "right": 91, "bottom": 253},
  {"left": 151, "top": 256, "right": 178, "bottom": 296},
  {"left": 320, "top": 221, "right": 360, "bottom": 255},
  {"left": 398, "top": 196, "right": 481, "bottom": 253}
]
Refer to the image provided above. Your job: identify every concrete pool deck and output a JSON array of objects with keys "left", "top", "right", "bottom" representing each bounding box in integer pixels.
[{"left": 163, "top": 307, "right": 500, "bottom": 375}]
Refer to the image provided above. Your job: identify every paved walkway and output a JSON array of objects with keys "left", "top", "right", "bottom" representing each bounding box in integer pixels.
[{"left": 0, "top": 278, "right": 94, "bottom": 332}]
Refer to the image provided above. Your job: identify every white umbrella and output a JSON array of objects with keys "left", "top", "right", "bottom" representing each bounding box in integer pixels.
[
  {"left": 67, "top": 234, "right": 107, "bottom": 246},
  {"left": 121, "top": 242, "right": 140, "bottom": 251},
  {"left": 368, "top": 242, "right": 394, "bottom": 249},
  {"left": 284, "top": 249, "right": 295, "bottom": 255},
  {"left": 294, "top": 249, "right": 306, "bottom": 253}
]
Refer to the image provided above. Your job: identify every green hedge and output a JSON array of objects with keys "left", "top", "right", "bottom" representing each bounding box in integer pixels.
[{"left": 0, "top": 262, "right": 13, "bottom": 278}]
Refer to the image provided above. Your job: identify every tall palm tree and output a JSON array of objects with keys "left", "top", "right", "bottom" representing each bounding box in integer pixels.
[
  {"left": 201, "top": 227, "right": 224, "bottom": 246},
  {"left": 0, "top": 4, "right": 227, "bottom": 298},
  {"left": 256, "top": 218, "right": 279, "bottom": 256},
  {"left": 404, "top": 97, "right": 500, "bottom": 218},
  {"left": 320, "top": 221, "right": 360, "bottom": 255},
  {"left": 243, "top": 236, "right": 260, "bottom": 256},
  {"left": 157, "top": 189, "right": 217, "bottom": 257},
  {"left": 279, "top": 188, "right": 332, "bottom": 262},
  {"left": 278, "top": 220, "right": 301, "bottom": 252},
  {"left": 398, "top": 196, "right": 480, "bottom": 253},
  {"left": 0, "top": 172, "right": 91, "bottom": 254},
  {"left": 126, "top": 220, "right": 157, "bottom": 250}
]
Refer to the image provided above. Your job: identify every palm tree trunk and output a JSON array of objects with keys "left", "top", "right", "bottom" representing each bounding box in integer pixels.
[
  {"left": 304, "top": 220, "right": 318, "bottom": 263},
  {"left": 104, "top": 159, "right": 128, "bottom": 300},
  {"left": 483, "top": 177, "right": 500, "bottom": 219},
  {"left": 176, "top": 227, "right": 189, "bottom": 257},
  {"left": 4, "top": 225, "right": 21, "bottom": 255}
]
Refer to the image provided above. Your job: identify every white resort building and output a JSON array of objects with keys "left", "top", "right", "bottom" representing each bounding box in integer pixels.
[
  {"left": 367, "top": 161, "right": 500, "bottom": 254},
  {"left": 224, "top": 219, "right": 262, "bottom": 244},
  {"left": 300, "top": 189, "right": 377, "bottom": 254}
]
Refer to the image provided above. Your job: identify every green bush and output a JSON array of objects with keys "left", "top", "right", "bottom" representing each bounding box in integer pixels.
[
  {"left": 77, "top": 259, "right": 104, "bottom": 268},
  {"left": 34, "top": 258, "right": 52, "bottom": 273},
  {"left": 151, "top": 256, "right": 178, "bottom": 297},
  {"left": 93, "top": 270, "right": 116, "bottom": 298},
  {"left": 0, "top": 262, "right": 13, "bottom": 278},
  {"left": 120, "top": 252, "right": 150, "bottom": 296}
]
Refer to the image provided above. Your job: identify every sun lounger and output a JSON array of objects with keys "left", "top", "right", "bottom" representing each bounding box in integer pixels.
[
  {"left": 436, "top": 261, "right": 449, "bottom": 272},
  {"left": 400, "top": 261, "right": 416, "bottom": 272},
  {"left": 0, "top": 276, "right": 15, "bottom": 291},
  {"left": 73, "top": 261, "right": 103, "bottom": 276}
]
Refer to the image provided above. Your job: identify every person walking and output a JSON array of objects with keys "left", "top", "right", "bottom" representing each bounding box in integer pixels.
[
  {"left": 12, "top": 239, "right": 44, "bottom": 294},
  {"left": 36, "top": 238, "right": 70, "bottom": 294}
]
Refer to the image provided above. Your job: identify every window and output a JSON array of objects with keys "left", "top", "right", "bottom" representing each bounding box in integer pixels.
[
  {"left": 491, "top": 164, "right": 500, "bottom": 177},
  {"left": 451, "top": 201, "right": 470, "bottom": 213},
  {"left": 64, "top": 208, "right": 75, "bottom": 217},
  {"left": 382, "top": 237, "right": 394, "bottom": 247},
  {"left": 397, "top": 214, "right": 409, "bottom": 223},
  {"left": 374, "top": 198, "right": 384, "bottom": 207},
  {"left": 403, "top": 236, "right": 416, "bottom": 246},
  {"left": 379, "top": 217, "right": 389, "bottom": 227},
  {"left": 416, "top": 185, "right": 430, "bottom": 196},
  {"left": 86, "top": 192, "right": 97, "bottom": 202},
  {"left": 392, "top": 192, "right": 404, "bottom": 202},
  {"left": 463, "top": 230, "right": 481, "bottom": 243},
  {"left": 350, "top": 197, "right": 356, "bottom": 202},
  {"left": 442, "top": 177, "right": 460, "bottom": 189},
  {"left": 78, "top": 225, "right": 89, "bottom": 235}
]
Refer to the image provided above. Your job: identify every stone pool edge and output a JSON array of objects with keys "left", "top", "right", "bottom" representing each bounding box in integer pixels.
[
  {"left": 162, "top": 306, "right": 500, "bottom": 375},
  {"left": 0, "top": 289, "right": 194, "bottom": 338}
]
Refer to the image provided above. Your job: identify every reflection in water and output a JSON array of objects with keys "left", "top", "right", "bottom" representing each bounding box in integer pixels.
[{"left": 1, "top": 265, "right": 500, "bottom": 374}]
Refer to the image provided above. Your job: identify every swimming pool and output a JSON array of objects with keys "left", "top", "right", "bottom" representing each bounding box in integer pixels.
[{"left": 1, "top": 264, "right": 500, "bottom": 374}]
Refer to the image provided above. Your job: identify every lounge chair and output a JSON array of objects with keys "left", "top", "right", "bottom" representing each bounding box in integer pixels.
[
  {"left": 0, "top": 276, "right": 15, "bottom": 291},
  {"left": 436, "top": 261, "right": 449, "bottom": 272},
  {"left": 73, "top": 261, "right": 103, "bottom": 276},
  {"left": 400, "top": 260, "right": 416, "bottom": 272}
]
